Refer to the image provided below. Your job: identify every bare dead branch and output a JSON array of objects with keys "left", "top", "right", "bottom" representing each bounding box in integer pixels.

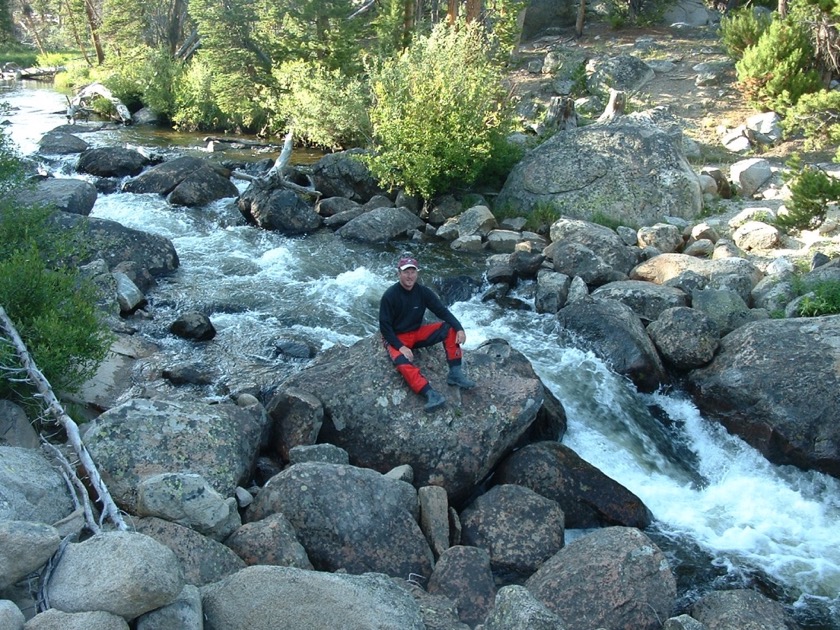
[{"left": 0, "top": 306, "right": 128, "bottom": 531}]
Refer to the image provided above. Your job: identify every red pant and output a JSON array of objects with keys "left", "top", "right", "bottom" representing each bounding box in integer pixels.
[{"left": 384, "top": 322, "right": 462, "bottom": 394}]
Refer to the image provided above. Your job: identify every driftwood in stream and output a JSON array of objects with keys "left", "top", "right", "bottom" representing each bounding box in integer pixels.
[
  {"left": 67, "top": 82, "right": 132, "bottom": 124},
  {"left": 232, "top": 129, "right": 322, "bottom": 199},
  {"left": 0, "top": 305, "right": 128, "bottom": 532}
]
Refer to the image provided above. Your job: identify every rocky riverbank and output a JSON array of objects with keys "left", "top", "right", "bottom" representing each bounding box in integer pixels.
[{"left": 3, "top": 7, "right": 840, "bottom": 629}]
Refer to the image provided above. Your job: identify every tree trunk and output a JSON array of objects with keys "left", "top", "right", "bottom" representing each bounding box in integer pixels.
[
  {"left": 447, "top": 0, "right": 457, "bottom": 25},
  {"left": 597, "top": 88, "right": 626, "bottom": 123},
  {"left": 83, "top": 0, "right": 105, "bottom": 64},
  {"left": 543, "top": 96, "right": 577, "bottom": 133},
  {"left": 20, "top": 4, "right": 47, "bottom": 56},
  {"left": 576, "top": 0, "right": 586, "bottom": 36},
  {"left": 778, "top": 0, "right": 788, "bottom": 18},
  {"left": 465, "top": 0, "right": 482, "bottom": 23},
  {"left": 167, "top": 0, "right": 189, "bottom": 56}
]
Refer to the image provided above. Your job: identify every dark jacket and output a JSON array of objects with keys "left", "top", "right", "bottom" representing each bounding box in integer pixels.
[{"left": 379, "top": 282, "right": 463, "bottom": 349}]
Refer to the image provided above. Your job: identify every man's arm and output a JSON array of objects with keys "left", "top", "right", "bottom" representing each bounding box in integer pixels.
[
  {"left": 422, "top": 286, "right": 464, "bottom": 333},
  {"left": 379, "top": 287, "right": 405, "bottom": 350}
]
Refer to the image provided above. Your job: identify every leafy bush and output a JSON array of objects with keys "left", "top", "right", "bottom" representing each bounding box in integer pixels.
[
  {"left": 172, "top": 56, "right": 229, "bottom": 131},
  {"left": 798, "top": 280, "right": 840, "bottom": 316},
  {"left": 264, "top": 60, "right": 371, "bottom": 150},
  {"left": 719, "top": 7, "right": 772, "bottom": 60},
  {"left": 735, "top": 15, "right": 822, "bottom": 113},
  {"left": 782, "top": 89, "right": 840, "bottom": 158},
  {"left": 0, "top": 126, "right": 111, "bottom": 399},
  {"left": 776, "top": 155, "right": 840, "bottom": 231},
  {"left": 365, "top": 22, "right": 514, "bottom": 199}
]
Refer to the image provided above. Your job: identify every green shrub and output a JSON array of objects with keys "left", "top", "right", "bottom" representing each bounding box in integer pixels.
[
  {"left": 776, "top": 155, "right": 840, "bottom": 231},
  {"left": 719, "top": 7, "right": 772, "bottom": 60},
  {"left": 798, "top": 280, "right": 840, "bottom": 316},
  {"left": 0, "top": 122, "right": 111, "bottom": 399},
  {"left": 264, "top": 60, "right": 371, "bottom": 150},
  {"left": 735, "top": 15, "right": 822, "bottom": 113},
  {"left": 365, "top": 22, "right": 514, "bottom": 200},
  {"left": 782, "top": 89, "right": 840, "bottom": 157},
  {"left": 172, "top": 57, "right": 229, "bottom": 131}
]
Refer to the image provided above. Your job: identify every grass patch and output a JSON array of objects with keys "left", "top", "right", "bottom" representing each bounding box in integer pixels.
[{"left": 797, "top": 279, "right": 840, "bottom": 316}]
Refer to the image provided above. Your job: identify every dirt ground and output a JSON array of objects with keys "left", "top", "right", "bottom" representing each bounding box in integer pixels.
[
  {"left": 506, "top": 17, "right": 840, "bottom": 259},
  {"left": 509, "top": 19, "right": 835, "bottom": 169}
]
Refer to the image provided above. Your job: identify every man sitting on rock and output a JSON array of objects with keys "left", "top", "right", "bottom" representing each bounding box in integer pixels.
[{"left": 379, "top": 255, "right": 476, "bottom": 412}]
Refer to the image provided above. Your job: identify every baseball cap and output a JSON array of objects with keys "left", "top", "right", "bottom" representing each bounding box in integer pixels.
[{"left": 398, "top": 256, "right": 419, "bottom": 271}]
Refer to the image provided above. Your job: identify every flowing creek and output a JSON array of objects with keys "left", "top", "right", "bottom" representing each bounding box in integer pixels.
[{"left": 3, "top": 78, "right": 840, "bottom": 627}]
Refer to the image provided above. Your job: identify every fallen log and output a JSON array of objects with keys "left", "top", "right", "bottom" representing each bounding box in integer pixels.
[
  {"left": 68, "top": 82, "right": 131, "bottom": 124},
  {"left": 0, "top": 306, "right": 128, "bottom": 532},
  {"left": 231, "top": 129, "right": 322, "bottom": 199}
]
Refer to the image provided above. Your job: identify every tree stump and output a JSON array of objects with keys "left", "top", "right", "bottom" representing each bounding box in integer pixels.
[{"left": 597, "top": 89, "right": 626, "bottom": 124}]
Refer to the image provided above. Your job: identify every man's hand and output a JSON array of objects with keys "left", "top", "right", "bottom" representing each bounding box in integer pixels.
[
  {"left": 400, "top": 346, "right": 414, "bottom": 361},
  {"left": 455, "top": 330, "right": 466, "bottom": 345}
]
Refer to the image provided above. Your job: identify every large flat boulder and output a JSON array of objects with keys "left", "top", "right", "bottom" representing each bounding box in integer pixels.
[
  {"left": 688, "top": 316, "right": 840, "bottom": 478},
  {"left": 497, "top": 121, "right": 702, "bottom": 226},
  {"left": 272, "top": 335, "right": 557, "bottom": 503}
]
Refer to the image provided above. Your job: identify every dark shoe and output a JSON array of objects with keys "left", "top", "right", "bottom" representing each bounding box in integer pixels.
[
  {"left": 447, "top": 365, "right": 476, "bottom": 389},
  {"left": 424, "top": 388, "right": 446, "bottom": 412}
]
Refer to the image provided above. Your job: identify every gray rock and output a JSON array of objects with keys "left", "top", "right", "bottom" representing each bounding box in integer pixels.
[
  {"left": 25, "top": 178, "right": 97, "bottom": 215},
  {"left": 647, "top": 306, "right": 719, "bottom": 369},
  {"left": 113, "top": 271, "right": 145, "bottom": 313},
  {"left": 427, "top": 546, "right": 496, "bottom": 628},
  {"left": 223, "top": 513, "right": 313, "bottom": 569},
  {"left": 732, "top": 221, "right": 781, "bottom": 251},
  {"left": 133, "top": 516, "right": 245, "bottom": 587},
  {"left": 77, "top": 146, "right": 150, "bottom": 178},
  {"left": 730, "top": 158, "right": 772, "bottom": 197},
  {"left": 691, "top": 288, "right": 757, "bottom": 336},
  {"left": 0, "top": 521, "right": 60, "bottom": 590},
  {"left": 337, "top": 206, "right": 424, "bottom": 242},
  {"left": 526, "top": 527, "right": 676, "bottom": 630},
  {"left": 631, "top": 253, "right": 762, "bottom": 290},
  {"left": 586, "top": 54, "right": 655, "bottom": 95},
  {"left": 310, "top": 149, "right": 385, "bottom": 202},
  {"left": 288, "top": 443, "right": 348, "bottom": 465},
  {"left": 688, "top": 317, "right": 840, "bottom": 478},
  {"left": 169, "top": 310, "right": 216, "bottom": 341},
  {"left": 498, "top": 123, "right": 702, "bottom": 226},
  {"left": 482, "top": 585, "right": 566, "bottom": 630},
  {"left": 246, "top": 462, "right": 433, "bottom": 578},
  {"left": 84, "top": 397, "right": 268, "bottom": 512},
  {"left": 691, "top": 589, "right": 788, "bottom": 629},
  {"left": 592, "top": 280, "right": 688, "bottom": 323},
  {"left": 460, "top": 484, "right": 564, "bottom": 582},
  {"left": 535, "top": 270, "right": 571, "bottom": 314},
  {"left": 275, "top": 335, "right": 551, "bottom": 503},
  {"left": 200, "top": 565, "right": 426, "bottom": 630},
  {"left": 37, "top": 131, "right": 89, "bottom": 155},
  {"left": 493, "top": 441, "right": 652, "bottom": 529},
  {"left": 168, "top": 165, "right": 239, "bottom": 207},
  {"left": 557, "top": 298, "right": 667, "bottom": 392},
  {"left": 47, "top": 531, "right": 184, "bottom": 620},
  {"left": 0, "top": 446, "right": 75, "bottom": 524},
  {"left": 123, "top": 156, "right": 207, "bottom": 195},
  {"left": 637, "top": 222, "right": 683, "bottom": 253},
  {"left": 53, "top": 213, "right": 179, "bottom": 277},
  {"left": 135, "top": 473, "right": 241, "bottom": 541},
  {"left": 0, "top": 599, "right": 25, "bottom": 630},
  {"left": 238, "top": 187, "right": 322, "bottom": 234},
  {"left": 419, "top": 485, "right": 451, "bottom": 560},
  {"left": 23, "top": 609, "right": 129, "bottom": 630},
  {"left": 0, "top": 401, "right": 39, "bottom": 449},
  {"left": 135, "top": 584, "right": 203, "bottom": 630}
]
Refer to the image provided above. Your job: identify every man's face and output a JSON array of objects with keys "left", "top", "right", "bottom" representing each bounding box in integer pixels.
[{"left": 399, "top": 267, "right": 418, "bottom": 290}]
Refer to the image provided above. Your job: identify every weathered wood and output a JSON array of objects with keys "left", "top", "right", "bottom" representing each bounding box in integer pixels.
[
  {"left": 597, "top": 88, "right": 626, "bottom": 124},
  {"left": 230, "top": 129, "right": 322, "bottom": 199},
  {"left": 544, "top": 96, "right": 577, "bottom": 132},
  {"left": 0, "top": 306, "right": 128, "bottom": 532},
  {"left": 69, "top": 82, "right": 132, "bottom": 124}
]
